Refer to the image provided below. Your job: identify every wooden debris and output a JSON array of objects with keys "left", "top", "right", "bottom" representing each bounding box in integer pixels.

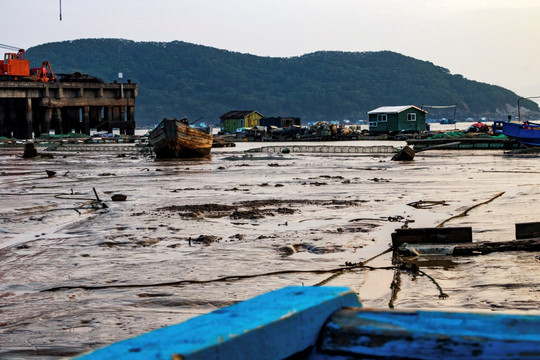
[
  {"left": 391, "top": 145, "right": 415, "bottom": 161},
  {"left": 92, "top": 187, "right": 101, "bottom": 202}
]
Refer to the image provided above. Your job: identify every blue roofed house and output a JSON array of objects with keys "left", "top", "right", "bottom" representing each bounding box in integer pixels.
[{"left": 368, "top": 105, "right": 427, "bottom": 133}]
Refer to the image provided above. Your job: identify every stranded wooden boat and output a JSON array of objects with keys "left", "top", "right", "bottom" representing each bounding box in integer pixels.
[
  {"left": 502, "top": 121, "right": 540, "bottom": 147},
  {"left": 148, "top": 118, "right": 213, "bottom": 158},
  {"left": 74, "top": 286, "right": 540, "bottom": 360}
]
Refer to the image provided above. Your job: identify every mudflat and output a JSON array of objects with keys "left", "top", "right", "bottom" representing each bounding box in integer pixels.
[{"left": 1, "top": 141, "right": 539, "bottom": 359}]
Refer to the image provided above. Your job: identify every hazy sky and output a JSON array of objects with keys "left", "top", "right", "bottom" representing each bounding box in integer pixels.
[{"left": 4, "top": 0, "right": 540, "bottom": 102}]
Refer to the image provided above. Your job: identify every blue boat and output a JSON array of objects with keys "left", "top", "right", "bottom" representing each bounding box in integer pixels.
[
  {"left": 439, "top": 118, "right": 456, "bottom": 125},
  {"left": 73, "top": 286, "right": 540, "bottom": 360},
  {"left": 502, "top": 121, "right": 540, "bottom": 146}
]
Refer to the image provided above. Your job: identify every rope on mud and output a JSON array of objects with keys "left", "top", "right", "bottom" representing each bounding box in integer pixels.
[
  {"left": 314, "top": 247, "right": 393, "bottom": 286},
  {"left": 388, "top": 269, "right": 401, "bottom": 309},
  {"left": 417, "top": 268, "right": 448, "bottom": 300},
  {"left": 436, "top": 191, "right": 505, "bottom": 228},
  {"left": 388, "top": 261, "right": 448, "bottom": 308},
  {"left": 42, "top": 264, "right": 398, "bottom": 293},
  {"left": 41, "top": 249, "right": 448, "bottom": 307}
]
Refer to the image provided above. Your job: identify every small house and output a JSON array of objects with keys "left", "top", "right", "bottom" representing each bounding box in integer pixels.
[
  {"left": 219, "top": 111, "right": 264, "bottom": 134},
  {"left": 367, "top": 105, "right": 427, "bottom": 133},
  {"left": 259, "top": 117, "right": 301, "bottom": 128}
]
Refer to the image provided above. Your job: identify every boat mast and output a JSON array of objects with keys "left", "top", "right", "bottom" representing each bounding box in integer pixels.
[{"left": 518, "top": 96, "right": 540, "bottom": 121}]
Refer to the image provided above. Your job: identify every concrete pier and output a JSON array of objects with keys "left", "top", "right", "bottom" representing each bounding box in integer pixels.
[{"left": 0, "top": 81, "right": 137, "bottom": 138}]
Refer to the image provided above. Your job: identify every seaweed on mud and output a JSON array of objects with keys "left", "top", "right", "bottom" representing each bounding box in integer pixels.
[
  {"left": 155, "top": 199, "right": 364, "bottom": 219},
  {"left": 188, "top": 235, "right": 221, "bottom": 245}
]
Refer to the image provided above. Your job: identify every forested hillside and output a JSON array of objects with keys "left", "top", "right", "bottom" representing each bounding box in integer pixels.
[{"left": 25, "top": 39, "right": 538, "bottom": 127}]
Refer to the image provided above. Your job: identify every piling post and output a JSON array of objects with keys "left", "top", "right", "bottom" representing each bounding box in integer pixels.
[{"left": 24, "top": 98, "right": 33, "bottom": 139}]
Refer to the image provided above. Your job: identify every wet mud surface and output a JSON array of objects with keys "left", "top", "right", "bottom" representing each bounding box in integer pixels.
[{"left": 1, "top": 141, "right": 540, "bottom": 359}]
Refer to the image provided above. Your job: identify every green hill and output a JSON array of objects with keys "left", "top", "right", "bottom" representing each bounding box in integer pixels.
[{"left": 25, "top": 39, "right": 538, "bottom": 127}]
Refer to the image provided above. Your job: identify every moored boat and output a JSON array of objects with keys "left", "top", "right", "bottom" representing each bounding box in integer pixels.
[
  {"left": 148, "top": 118, "right": 213, "bottom": 158},
  {"left": 73, "top": 286, "right": 540, "bottom": 360},
  {"left": 502, "top": 121, "right": 540, "bottom": 147}
]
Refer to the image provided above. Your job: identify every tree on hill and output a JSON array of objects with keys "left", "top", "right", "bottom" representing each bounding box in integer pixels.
[{"left": 25, "top": 39, "right": 539, "bottom": 127}]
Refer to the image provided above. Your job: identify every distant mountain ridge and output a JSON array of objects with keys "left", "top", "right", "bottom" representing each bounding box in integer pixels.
[{"left": 25, "top": 39, "right": 539, "bottom": 127}]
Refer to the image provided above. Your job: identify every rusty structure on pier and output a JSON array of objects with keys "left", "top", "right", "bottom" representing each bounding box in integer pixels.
[{"left": 0, "top": 80, "right": 137, "bottom": 139}]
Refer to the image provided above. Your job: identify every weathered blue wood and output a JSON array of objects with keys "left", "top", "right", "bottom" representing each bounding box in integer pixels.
[
  {"left": 315, "top": 307, "right": 540, "bottom": 359},
  {"left": 73, "top": 286, "right": 360, "bottom": 360}
]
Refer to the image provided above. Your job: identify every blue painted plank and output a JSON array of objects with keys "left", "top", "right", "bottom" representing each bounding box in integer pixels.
[
  {"left": 316, "top": 308, "right": 540, "bottom": 359},
  {"left": 74, "top": 286, "right": 360, "bottom": 360}
]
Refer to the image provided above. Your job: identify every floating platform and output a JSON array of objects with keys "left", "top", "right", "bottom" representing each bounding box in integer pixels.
[{"left": 407, "top": 137, "right": 522, "bottom": 150}]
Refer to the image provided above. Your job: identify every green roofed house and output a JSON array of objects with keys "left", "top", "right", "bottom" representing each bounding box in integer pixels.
[
  {"left": 368, "top": 105, "right": 427, "bottom": 134},
  {"left": 219, "top": 110, "right": 264, "bottom": 134}
]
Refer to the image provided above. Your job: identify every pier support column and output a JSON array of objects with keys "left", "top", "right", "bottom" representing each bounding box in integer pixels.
[
  {"left": 127, "top": 105, "right": 135, "bottom": 122},
  {"left": 112, "top": 106, "right": 121, "bottom": 122},
  {"left": 41, "top": 107, "right": 52, "bottom": 135},
  {"left": 0, "top": 101, "right": 5, "bottom": 137},
  {"left": 24, "top": 98, "right": 33, "bottom": 139},
  {"left": 54, "top": 108, "right": 63, "bottom": 134},
  {"left": 89, "top": 107, "right": 101, "bottom": 134},
  {"left": 106, "top": 106, "right": 113, "bottom": 123},
  {"left": 119, "top": 106, "right": 126, "bottom": 134},
  {"left": 9, "top": 102, "right": 17, "bottom": 138},
  {"left": 83, "top": 106, "right": 90, "bottom": 134}
]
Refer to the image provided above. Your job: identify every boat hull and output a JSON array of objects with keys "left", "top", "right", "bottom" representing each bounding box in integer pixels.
[
  {"left": 148, "top": 118, "right": 213, "bottom": 158},
  {"left": 73, "top": 286, "right": 540, "bottom": 360},
  {"left": 502, "top": 121, "right": 540, "bottom": 146}
]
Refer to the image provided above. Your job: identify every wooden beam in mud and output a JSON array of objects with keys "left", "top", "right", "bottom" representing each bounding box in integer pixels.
[
  {"left": 516, "top": 222, "right": 540, "bottom": 239},
  {"left": 452, "top": 238, "right": 540, "bottom": 255},
  {"left": 393, "top": 226, "right": 540, "bottom": 256},
  {"left": 391, "top": 227, "right": 472, "bottom": 248},
  {"left": 397, "top": 238, "right": 540, "bottom": 256}
]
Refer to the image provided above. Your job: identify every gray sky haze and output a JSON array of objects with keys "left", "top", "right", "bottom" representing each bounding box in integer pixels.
[{"left": 3, "top": 0, "right": 540, "bottom": 101}]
